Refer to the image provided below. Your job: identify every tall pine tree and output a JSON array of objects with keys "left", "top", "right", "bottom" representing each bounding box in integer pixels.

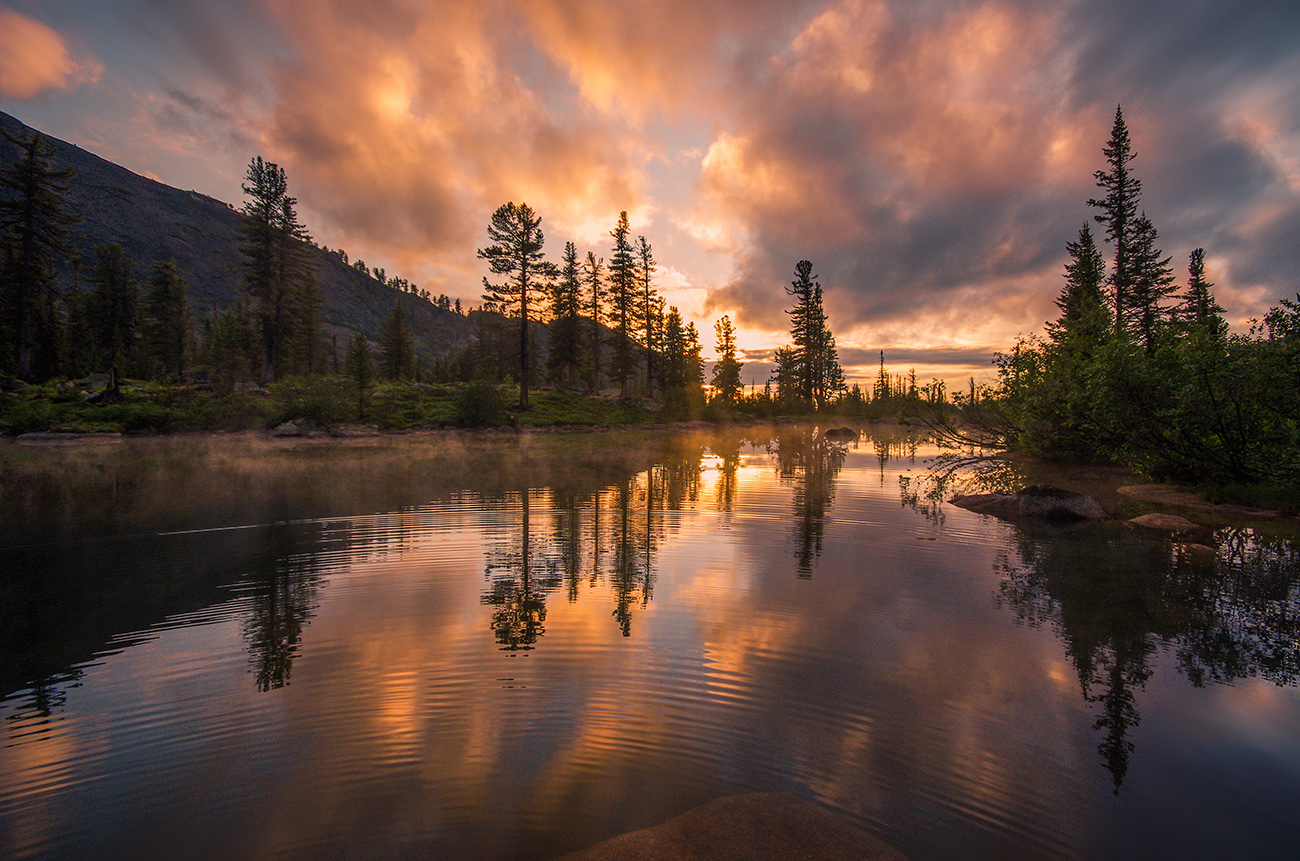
[
  {"left": 477, "top": 201, "right": 554, "bottom": 409},
  {"left": 547, "top": 241, "right": 584, "bottom": 385},
  {"left": 0, "top": 128, "right": 79, "bottom": 379},
  {"left": 1088, "top": 106, "right": 1142, "bottom": 334},
  {"left": 606, "top": 212, "right": 639, "bottom": 397},
  {"left": 238, "top": 157, "right": 317, "bottom": 383}
]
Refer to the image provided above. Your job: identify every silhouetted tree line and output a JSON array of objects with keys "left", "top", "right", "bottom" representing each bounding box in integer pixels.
[
  {"left": 0, "top": 131, "right": 462, "bottom": 392},
  {"left": 464, "top": 202, "right": 708, "bottom": 415},
  {"left": 939, "top": 106, "right": 1300, "bottom": 490}
]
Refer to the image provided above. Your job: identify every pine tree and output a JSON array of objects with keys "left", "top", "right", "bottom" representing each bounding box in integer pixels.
[
  {"left": 584, "top": 251, "right": 604, "bottom": 391},
  {"left": 1088, "top": 106, "right": 1142, "bottom": 334},
  {"left": 477, "top": 201, "right": 554, "bottom": 409},
  {"left": 378, "top": 301, "right": 415, "bottom": 380},
  {"left": 0, "top": 128, "right": 79, "bottom": 379},
  {"left": 659, "top": 305, "right": 704, "bottom": 416},
  {"left": 1126, "top": 213, "right": 1176, "bottom": 352},
  {"left": 782, "top": 260, "right": 843, "bottom": 410},
  {"left": 1048, "top": 224, "right": 1108, "bottom": 352},
  {"left": 83, "top": 242, "right": 139, "bottom": 373},
  {"left": 607, "top": 211, "right": 639, "bottom": 397},
  {"left": 547, "top": 241, "right": 584, "bottom": 384},
  {"left": 1178, "top": 247, "right": 1226, "bottom": 338},
  {"left": 711, "top": 315, "right": 743, "bottom": 406},
  {"left": 141, "top": 259, "right": 191, "bottom": 378},
  {"left": 636, "top": 235, "right": 659, "bottom": 396},
  {"left": 344, "top": 331, "right": 374, "bottom": 418},
  {"left": 238, "top": 157, "right": 317, "bottom": 383}
]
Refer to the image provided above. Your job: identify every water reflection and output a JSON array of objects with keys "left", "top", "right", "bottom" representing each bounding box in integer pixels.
[
  {"left": 997, "top": 522, "right": 1300, "bottom": 791},
  {"left": 234, "top": 524, "right": 328, "bottom": 691},
  {"left": 768, "top": 427, "right": 849, "bottom": 577}
]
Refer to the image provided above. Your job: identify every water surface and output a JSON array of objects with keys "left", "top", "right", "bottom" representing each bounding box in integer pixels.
[{"left": 2, "top": 428, "right": 1297, "bottom": 860}]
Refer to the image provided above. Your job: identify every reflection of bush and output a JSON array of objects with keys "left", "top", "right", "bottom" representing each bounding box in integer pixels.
[{"left": 454, "top": 380, "right": 507, "bottom": 427}]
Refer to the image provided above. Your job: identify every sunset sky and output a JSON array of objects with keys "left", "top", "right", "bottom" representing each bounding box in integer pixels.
[{"left": 2, "top": 0, "right": 1298, "bottom": 385}]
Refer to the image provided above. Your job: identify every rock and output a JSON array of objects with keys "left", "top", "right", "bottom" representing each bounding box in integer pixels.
[
  {"left": 554, "top": 793, "right": 908, "bottom": 861},
  {"left": 824, "top": 426, "right": 859, "bottom": 441},
  {"left": 270, "top": 419, "right": 325, "bottom": 437},
  {"left": 951, "top": 484, "right": 1107, "bottom": 521},
  {"left": 0, "top": 375, "right": 28, "bottom": 392},
  {"left": 1129, "top": 513, "right": 1198, "bottom": 531},
  {"left": 16, "top": 432, "right": 122, "bottom": 445}
]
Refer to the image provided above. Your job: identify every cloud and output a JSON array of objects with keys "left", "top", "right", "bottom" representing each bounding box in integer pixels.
[
  {"left": 0, "top": 10, "right": 101, "bottom": 99},
  {"left": 694, "top": 0, "right": 1300, "bottom": 347}
]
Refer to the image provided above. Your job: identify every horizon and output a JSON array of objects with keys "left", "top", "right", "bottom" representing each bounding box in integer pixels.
[{"left": 2, "top": 0, "right": 1298, "bottom": 389}]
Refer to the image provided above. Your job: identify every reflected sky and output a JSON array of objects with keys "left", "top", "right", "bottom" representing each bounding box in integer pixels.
[{"left": 1, "top": 429, "right": 1298, "bottom": 860}]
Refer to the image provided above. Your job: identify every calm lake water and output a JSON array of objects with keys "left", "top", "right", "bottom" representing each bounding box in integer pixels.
[{"left": 2, "top": 427, "right": 1298, "bottom": 860}]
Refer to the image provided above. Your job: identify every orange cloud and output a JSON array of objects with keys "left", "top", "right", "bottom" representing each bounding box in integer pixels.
[
  {"left": 0, "top": 10, "right": 101, "bottom": 99},
  {"left": 258, "top": 0, "right": 658, "bottom": 282}
]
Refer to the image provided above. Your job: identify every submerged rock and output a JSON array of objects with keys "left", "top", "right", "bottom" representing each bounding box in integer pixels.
[
  {"left": 824, "top": 426, "right": 859, "bottom": 441},
  {"left": 1129, "top": 512, "right": 1199, "bottom": 531},
  {"left": 555, "top": 792, "right": 908, "bottom": 861},
  {"left": 950, "top": 484, "right": 1107, "bottom": 521}
]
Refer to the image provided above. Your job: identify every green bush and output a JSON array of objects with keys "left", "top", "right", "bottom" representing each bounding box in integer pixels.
[{"left": 454, "top": 380, "right": 507, "bottom": 428}]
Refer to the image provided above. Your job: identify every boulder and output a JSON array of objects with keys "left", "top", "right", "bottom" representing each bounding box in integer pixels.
[
  {"left": 1129, "top": 513, "right": 1198, "bottom": 531},
  {"left": 951, "top": 484, "right": 1107, "bottom": 521},
  {"left": 824, "top": 426, "right": 859, "bottom": 441}
]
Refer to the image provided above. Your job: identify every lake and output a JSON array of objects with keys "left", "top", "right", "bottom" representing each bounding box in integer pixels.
[{"left": 2, "top": 426, "right": 1298, "bottom": 860}]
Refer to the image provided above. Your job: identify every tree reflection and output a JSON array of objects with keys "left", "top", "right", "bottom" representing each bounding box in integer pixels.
[
  {"left": 770, "top": 427, "right": 848, "bottom": 577},
  {"left": 482, "top": 488, "right": 562, "bottom": 651},
  {"left": 997, "top": 524, "right": 1300, "bottom": 792},
  {"left": 240, "top": 524, "right": 327, "bottom": 692},
  {"left": 478, "top": 442, "right": 708, "bottom": 645}
]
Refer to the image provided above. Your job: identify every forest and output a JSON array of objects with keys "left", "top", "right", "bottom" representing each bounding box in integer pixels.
[
  {"left": 2, "top": 109, "right": 1298, "bottom": 504},
  {"left": 936, "top": 107, "right": 1300, "bottom": 502}
]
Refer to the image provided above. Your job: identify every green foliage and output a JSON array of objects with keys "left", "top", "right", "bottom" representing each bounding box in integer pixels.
[
  {"left": 453, "top": 378, "right": 508, "bottom": 427},
  {"left": 710, "top": 315, "right": 743, "bottom": 407},
  {"left": 378, "top": 302, "right": 415, "bottom": 380},
  {"left": 606, "top": 211, "right": 639, "bottom": 394},
  {"left": 0, "top": 128, "right": 79, "bottom": 379},
  {"left": 238, "top": 156, "right": 319, "bottom": 382},
  {"left": 344, "top": 331, "right": 374, "bottom": 418},
  {"left": 141, "top": 259, "right": 192, "bottom": 379},
  {"left": 780, "top": 259, "right": 843, "bottom": 411},
  {"left": 478, "top": 201, "right": 555, "bottom": 409},
  {"left": 546, "top": 240, "right": 584, "bottom": 385}
]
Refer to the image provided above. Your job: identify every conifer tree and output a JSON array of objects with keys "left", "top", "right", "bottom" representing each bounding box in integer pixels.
[
  {"left": 142, "top": 258, "right": 191, "bottom": 378},
  {"left": 238, "top": 156, "right": 317, "bottom": 383},
  {"left": 1126, "top": 213, "right": 1176, "bottom": 352},
  {"left": 782, "top": 260, "right": 843, "bottom": 410},
  {"left": 83, "top": 242, "right": 139, "bottom": 372},
  {"left": 1048, "top": 224, "right": 1108, "bottom": 352},
  {"left": 0, "top": 128, "right": 79, "bottom": 379},
  {"left": 635, "top": 235, "right": 659, "bottom": 396},
  {"left": 344, "top": 331, "right": 374, "bottom": 418},
  {"left": 711, "top": 315, "right": 743, "bottom": 406},
  {"left": 477, "top": 201, "right": 554, "bottom": 409},
  {"left": 547, "top": 240, "right": 584, "bottom": 384},
  {"left": 1088, "top": 106, "right": 1142, "bottom": 334},
  {"left": 584, "top": 251, "right": 605, "bottom": 391},
  {"left": 607, "top": 211, "right": 639, "bottom": 396},
  {"left": 1178, "top": 247, "right": 1226, "bottom": 338},
  {"left": 378, "top": 301, "right": 415, "bottom": 379}
]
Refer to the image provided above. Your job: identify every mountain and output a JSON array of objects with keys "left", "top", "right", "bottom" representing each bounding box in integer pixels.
[{"left": 0, "top": 110, "right": 474, "bottom": 363}]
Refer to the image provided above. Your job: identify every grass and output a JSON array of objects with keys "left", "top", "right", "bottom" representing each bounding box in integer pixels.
[{"left": 0, "top": 377, "right": 669, "bottom": 435}]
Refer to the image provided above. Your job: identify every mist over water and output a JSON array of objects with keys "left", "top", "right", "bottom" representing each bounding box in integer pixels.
[{"left": 2, "top": 429, "right": 1298, "bottom": 860}]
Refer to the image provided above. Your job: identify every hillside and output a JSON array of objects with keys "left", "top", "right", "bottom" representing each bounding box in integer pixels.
[{"left": 0, "top": 111, "right": 474, "bottom": 363}]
